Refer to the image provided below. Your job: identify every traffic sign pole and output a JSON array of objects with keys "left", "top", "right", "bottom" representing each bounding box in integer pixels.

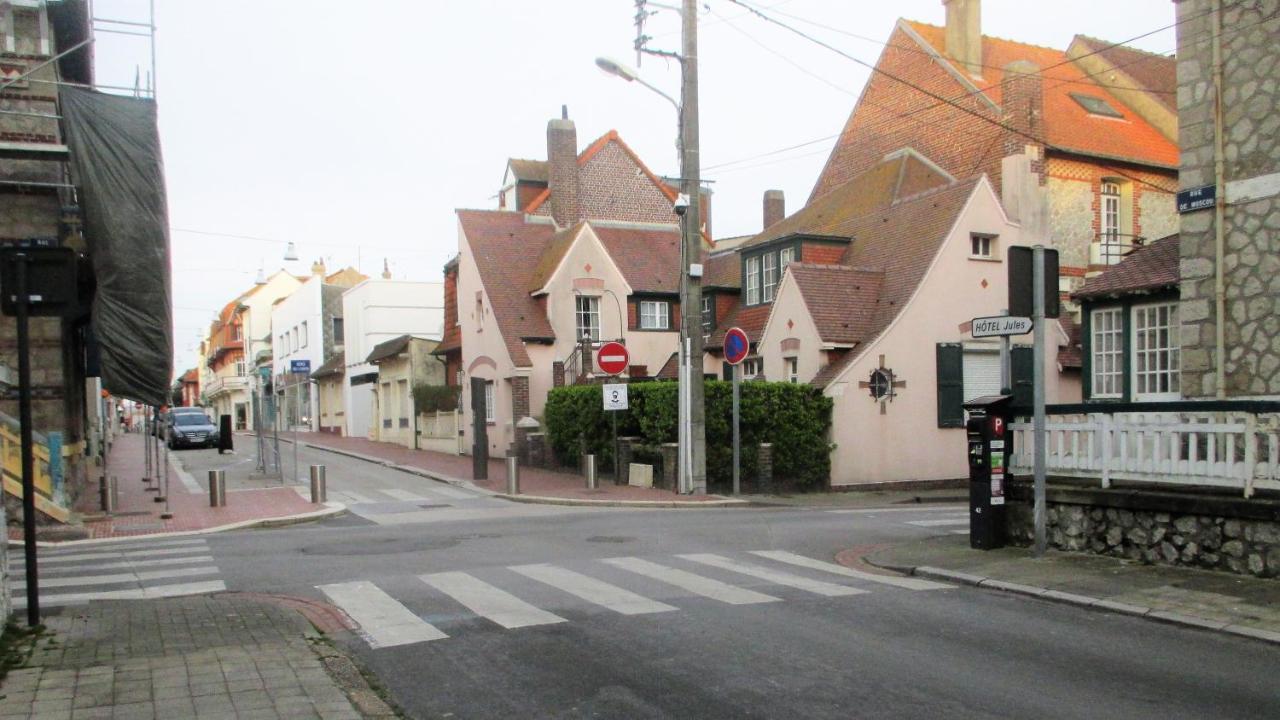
[
  {"left": 1033, "top": 245, "right": 1047, "bottom": 556},
  {"left": 732, "top": 362, "right": 740, "bottom": 497},
  {"left": 723, "top": 327, "right": 749, "bottom": 497}
]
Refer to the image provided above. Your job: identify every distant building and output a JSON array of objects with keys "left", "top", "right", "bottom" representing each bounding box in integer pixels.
[{"left": 366, "top": 335, "right": 444, "bottom": 449}]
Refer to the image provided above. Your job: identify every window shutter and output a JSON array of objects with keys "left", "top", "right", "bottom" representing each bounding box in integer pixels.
[
  {"left": 1012, "top": 346, "right": 1034, "bottom": 411},
  {"left": 936, "top": 343, "right": 964, "bottom": 428},
  {"left": 722, "top": 362, "right": 732, "bottom": 381}
]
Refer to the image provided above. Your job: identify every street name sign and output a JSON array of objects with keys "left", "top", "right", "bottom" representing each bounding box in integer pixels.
[
  {"left": 290, "top": 359, "right": 311, "bottom": 374},
  {"left": 1177, "top": 184, "right": 1216, "bottom": 213},
  {"left": 971, "top": 315, "right": 1033, "bottom": 338},
  {"left": 597, "top": 341, "right": 629, "bottom": 376},
  {"left": 603, "top": 383, "right": 629, "bottom": 411},
  {"left": 723, "top": 327, "right": 750, "bottom": 365}
]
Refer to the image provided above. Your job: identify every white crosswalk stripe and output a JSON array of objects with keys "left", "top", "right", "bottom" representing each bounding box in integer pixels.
[
  {"left": 420, "top": 483, "right": 474, "bottom": 500},
  {"left": 748, "top": 551, "right": 952, "bottom": 591},
  {"left": 826, "top": 505, "right": 967, "bottom": 514},
  {"left": 510, "top": 564, "right": 677, "bottom": 615},
  {"left": 320, "top": 581, "right": 448, "bottom": 648},
  {"left": 603, "top": 557, "right": 780, "bottom": 605},
  {"left": 12, "top": 566, "right": 219, "bottom": 590},
  {"left": 906, "top": 517, "right": 970, "bottom": 527},
  {"left": 420, "top": 571, "right": 566, "bottom": 629},
  {"left": 26, "top": 544, "right": 210, "bottom": 566},
  {"left": 333, "top": 490, "right": 378, "bottom": 504},
  {"left": 677, "top": 554, "right": 865, "bottom": 597},
  {"left": 28, "top": 555, "right": 216, "bottom": 574},
  {"left": 13, "top": 580, "right": 227, "bottom": 609}
]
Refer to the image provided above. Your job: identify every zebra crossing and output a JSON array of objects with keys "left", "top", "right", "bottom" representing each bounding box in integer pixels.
[
  {"left": 7, "top": 537, "right": 225, "bottom": 610},
  {"left": 304, "top": 483, "right": 479, "bottom": 508},
  {"left": 318, "top": 550, "right": 953, "bottom": 649},
  {"left": 827, "top": 504, "right": 971, "bottom": 535}
]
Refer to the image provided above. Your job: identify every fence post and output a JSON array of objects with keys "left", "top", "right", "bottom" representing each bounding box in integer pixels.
[
  {"left": 1100, "top": 414, "right": 1112, "bottom": 489},
  {"left": 1243, "top": 413, "right": 1257, "bottom": 498}
]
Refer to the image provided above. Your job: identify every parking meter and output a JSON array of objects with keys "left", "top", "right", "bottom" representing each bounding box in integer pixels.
[{"left": 963, "top": 395, "right": 1012, "bottom": 550}]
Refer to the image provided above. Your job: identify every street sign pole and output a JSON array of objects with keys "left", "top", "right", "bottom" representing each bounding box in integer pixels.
[
  {"left": 1032, "top": 245, "right": 1047, "bottom": 556},
  {"left": 14, "top": 256, "right": 39, "bottom": 626},
  {"left": 1000, "top": 308, "right": 1012, "bottom": 395},
  {"left": 732, "top": 362, "right": 740, "bottom": 496}
]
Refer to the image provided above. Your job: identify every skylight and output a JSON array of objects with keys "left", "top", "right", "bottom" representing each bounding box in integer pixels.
[{"left": 1070, "top": 93, "right": 1124, "bottom": 119}]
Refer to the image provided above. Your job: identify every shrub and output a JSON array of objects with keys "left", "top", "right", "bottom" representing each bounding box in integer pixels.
[
  {"left": 413, "top": 383, "right": 459, "bottom": 413},
  {"left": 544, "top": 381, "right": 832, "bottom": 490}
]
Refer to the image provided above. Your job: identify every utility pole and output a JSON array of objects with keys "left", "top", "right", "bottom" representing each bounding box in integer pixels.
[{"left": 679, "top": 0, "right": 706, "bottom": 495}]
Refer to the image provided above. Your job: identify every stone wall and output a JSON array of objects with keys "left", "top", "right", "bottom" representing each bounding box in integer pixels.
[
  {"left": 1047, "top": 176, "right": 1094, "bottom": 270},
  {"left": 0, "top": 497, "right": 8, "bottom": 627},
  {"left": 1177, "top": 0, "right": 1280, "bottom": 398},
  {"left": 1004, "top": 482, "right": 1280, "bottom": 578}
]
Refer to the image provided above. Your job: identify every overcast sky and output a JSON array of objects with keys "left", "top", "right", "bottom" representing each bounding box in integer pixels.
[{"left": 89, "top": 0, "right": 1177, "bottom": 374}]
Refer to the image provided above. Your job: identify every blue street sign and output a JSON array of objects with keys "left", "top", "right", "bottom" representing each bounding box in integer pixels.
[
  {"left": 290, "top": 359, "right": 311, "bottom": 374},
  {"left": 724, "top": 327, "right": 750, "bottom": 366},
  {"left": 1177, "top": 184, "right": 1216, "bottom": 213}
]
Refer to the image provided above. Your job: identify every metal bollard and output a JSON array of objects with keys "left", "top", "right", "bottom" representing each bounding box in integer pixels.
[
  {"left": 208, "top": 469, "right": 226, "bottom": 508},
  {"left": 584, "top": 454, "right": 598, "bottom": 490},
  {"left": 309, "top": 464, "right": 327, "bottom": 504},
  {"left": 99, "top": 475, "right": 117, "bottom": 513},
  {"left": 505, "top": 455, "right": 520, "bottom": 495}
]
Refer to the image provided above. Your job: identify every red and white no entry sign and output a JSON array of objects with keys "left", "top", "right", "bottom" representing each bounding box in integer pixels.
[{"left": 597, "top": 341, "right": 629, "bottom": 376}]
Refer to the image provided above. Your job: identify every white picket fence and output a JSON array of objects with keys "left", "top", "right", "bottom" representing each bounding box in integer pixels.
[{"left": 1009, "top": 411, "right": 1280, "bottom": 497}]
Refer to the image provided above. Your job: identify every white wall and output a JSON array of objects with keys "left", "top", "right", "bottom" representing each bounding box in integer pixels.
[{"left": 271, "top": 277, "right": 324, "bottom": 431}]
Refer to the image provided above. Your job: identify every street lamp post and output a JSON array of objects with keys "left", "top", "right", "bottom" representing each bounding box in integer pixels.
[{"left": 595, "top": 0, "right": 705, "bottom": 494}]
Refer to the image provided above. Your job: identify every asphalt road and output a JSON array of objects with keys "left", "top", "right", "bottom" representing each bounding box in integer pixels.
[{"left": 187, "top": 453, "right": 1279, "bottom": 720}]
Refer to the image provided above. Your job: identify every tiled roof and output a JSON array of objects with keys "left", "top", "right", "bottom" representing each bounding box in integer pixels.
[
  {"left": 703, "top": 249, "right": 741, "bottom": 289},
  {"left": 1073, "top": 35, "right": 1176, "bottom": 112},
  {"left": 525, "top": 130, "right": 677, "bottom": 220},
  {"left": 810, "top": 349, "right": 857, "bottom": 389},
  {"left": 367, "top": 335, "right": 412, "bottom": 365},
  {"left": 594, "top": 225, "right": 682, "bottom": 294},
  {"left": 527, "top": 223, "right": 585, "bottom": 293},
  {"left": 180, "top": 368, "right": 199, "bottom": 383},
  {"left": 311, "top": 352, "right": 346, "bottom": 379},
  {"left": 508, "top": 158, "right": 548, "bottom": 183},
  {"left": 1057, "top": 317, "right": 1082, "bottom": 370},
  {"left": 655, "top": 352, "right": 679, "bottom": 380},
  {"left": 1073, "top": 234, "right": 1180, "bottom": 300},
  {"left": 788, "top": 265, "right": 886, "bottom": 345},
  {"left": 434, "top": 324, "right": 462, "bottom": 356},
  {"left": 457, "top": 210, "right": 558, "bottom": 367},
  {"left": 708, "top": 302, "right": 772, "bottom": 352}
]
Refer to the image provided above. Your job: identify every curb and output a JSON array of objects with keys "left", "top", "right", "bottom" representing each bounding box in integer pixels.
[
  {"left": 294, "top": 438, "right": 748, "bottom": 508},
  {"left": 864, "top": 556, "right": 1280, "bottom": 646},
  {"left": 6, "top": 502, "right": 349, "bottom": 548}
]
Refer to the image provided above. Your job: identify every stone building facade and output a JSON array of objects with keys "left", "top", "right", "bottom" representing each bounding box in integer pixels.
[{"left": 1176, "top": 0, "right": 1280, "bottom": 397}]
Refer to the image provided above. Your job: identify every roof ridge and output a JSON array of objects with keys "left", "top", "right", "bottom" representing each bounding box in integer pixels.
[
  {"left": 889, "top": 175, "right": 978, "bottom": 207},
  {"left": 1073, "top": 34, "right": 1173, "bottom": 60},
  {"left": 904, "top": 19, "right": 1067, "bottom": 56}
]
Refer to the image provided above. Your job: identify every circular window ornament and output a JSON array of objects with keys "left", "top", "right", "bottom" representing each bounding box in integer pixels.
[{"left": 867, "top": 368, "right": 891, "bottom": 400}]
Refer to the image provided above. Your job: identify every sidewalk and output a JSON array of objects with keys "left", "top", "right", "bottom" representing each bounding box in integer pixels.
[
  {"left": 286, "top": 432, "right": 745, "bottom": 506},
  {"left": 863, "top": 534, "right": 1280, "bottom": 645},
  {"left": 0, "top": 594, "right": 395, "bottom": 719},
  {"left": 7, "top": 433, "right": 342, "bottom": 544}
]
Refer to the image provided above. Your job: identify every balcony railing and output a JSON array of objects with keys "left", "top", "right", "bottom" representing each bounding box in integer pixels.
[
  {"left": 204, "top": 374, "right": 249, "bottom": 398},
  {"left": 1009, "top": 402, "right": 1280, "bottom": 498},
  {"left": 1091, "top": 233, "right": 1145, "bottom": 266}
]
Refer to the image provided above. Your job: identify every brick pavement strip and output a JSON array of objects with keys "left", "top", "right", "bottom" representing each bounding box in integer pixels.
[{"left": 0, "top": 595, "right": 396, "bottom": 720}]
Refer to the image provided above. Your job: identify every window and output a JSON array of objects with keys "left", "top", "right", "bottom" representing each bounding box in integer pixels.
[
  {"left": 1102, "top": 182, "right": 1120, "bottom": 245},
  {"left": 332, "top": 317, "right": 344, "bottom": 344},
  {"left": 232, "top": 323, "right": 242, "bottom": 341},
  {"left": 1132, "top": 303, "right": 1180, "bottom": 399},
  {"left": 300, "top": 321, "right": 308, "bottom": 349},
  {"left": 484, "top": 381, "right": 495, "bottom": 423},
  {"left": 1091, "top": 308, "right": 1123, "bottom": 398},
  {"left": 786, "top": 357, "right": 799, "bottom": 384},
  {"left": 1070, "top": 92, "right": 1124, "bottom": 118},
  {"left": 639, "top": 300, "right": 670, "bottom": 330},
  {"left": 742, "top": 358, "right": 761, "bottom": 379},
  {"left": 701, "top": 295, "right": 713, "bottom": 332},
  {"left": 234, "top": 358, "right": 247, "bottom": 377},
  {"left": 575, "top": 295, "right": 600, "bottom": 341},
  {"left": 762, "top": 252, "right": 779, "bottom": 303},
  {"left": 381, "top": 382, "right": 392, "bottom": 428},
  {"left": 291, "top": 328, "right": 298, "bottom": 352},
  {"left": 779, "top": 246, "right": 795, "bottom": 267},
  {"left": 745, "top": 257, "right": 760, "bottom": 305},
  {"left": 970, "top": 234, "right": 995, "bottom": 258},
  {"left": 398, "top": 379, "right": 410, "bottom": 427},
  {"left": 962, "top": 349, "right": 1001, "bottom": 401}
]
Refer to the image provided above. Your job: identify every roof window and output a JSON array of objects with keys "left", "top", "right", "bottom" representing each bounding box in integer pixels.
[{"left": 1070, "top": 93, "right": 1124, "bottom": 119}]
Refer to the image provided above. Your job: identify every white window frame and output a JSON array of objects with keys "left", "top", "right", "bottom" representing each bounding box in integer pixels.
[
  {"left": 232, "top": 323, "right": 242, "bottom": 341},
  {"left": 779, "top": 246, "right": 795, "bottom": 267},
  {"left": 701, "top": 295, "right": 713, "bottom": 331},
  {"left": 300, "top": 321, "right": 308, "bottom": 349},
  {"left": 1131, "top": 302, "right": 1180, "bottom": 401},
  {"left": 639, "top": 300, "right": 670, "bottom": 330},
  {"left": 742, "top": 358, "right": 762, "bottom": 379},
  {"left": 786, "top": 357, "right": 799, "bottom": 384},
  {"left": 970, "top": 234, "right": 994, "bottom": 258},
  {"left": 1091, "top": 307, "right": 1123, "bottom": 399},
  {"left": 762, "top": 252, "right": 779, "bottom": 303},
  {"left": 575, "top": 295, "right": 601, "bottom": 341},
  {"left": 234, "top": 358, "right": 247, "bottom": 377},
  {"left": 1102, "top": 182, "right": 1121, "bottom": 244},
  {"left": 484, "top": 381, "right": 495, "bottom": 423},
  {"left": 745, "top": 257, "right": 760, "bottom": 305}
]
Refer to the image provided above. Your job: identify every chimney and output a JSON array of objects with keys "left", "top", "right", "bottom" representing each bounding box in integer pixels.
[
  {"left": 943, "top": 0, "right": 982, "bottom": 76},
  {"left": 1001, "top": 60, "right": 1048, "bottom": 241},
  {"left": 311, "top": 258, "right": 326, "bottom": 277},
  {"left": 547, "top": 106, "right": 580, "bottom": 228},
  {"left": 381, "top": 259, "right": 392, "bottom": 280},
  {"left": 763, "top": 189, "right": 785, "bottom": 230},
  {"left": 1000, "top": 60, "right": 1044, "bottom": 165}
]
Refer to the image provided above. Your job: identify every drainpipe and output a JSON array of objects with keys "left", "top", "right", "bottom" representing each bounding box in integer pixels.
[
  {"left": 409, "top": 346, "right": 418, "bottom": 450},
  {"left": 1212, "top": 0, "right": 1226, "bottom": 398}
]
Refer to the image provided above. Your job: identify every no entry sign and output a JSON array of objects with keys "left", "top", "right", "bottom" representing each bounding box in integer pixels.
[
  {"left": 597, "top": 341, "right": 629, "bottom": 376},
  {"left": 723, "top": 327, "right": 750, "bottom": 365}
]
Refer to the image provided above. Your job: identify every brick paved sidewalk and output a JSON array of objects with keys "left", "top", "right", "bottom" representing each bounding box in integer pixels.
[
  {"left": 288, "top": 432, "right": 735, "bottom": 504},
  {"left": 0, "top": 594, "right": 393, "bottom": 720},
  {"left": 8, "top": 433, "right": 337, "bottom": 543}
]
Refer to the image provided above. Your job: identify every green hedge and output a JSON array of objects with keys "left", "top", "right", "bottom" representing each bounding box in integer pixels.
[
  {"left": 413, "top": 383, "right": 459, "bottom": 413},
  {"left": 544, "top": 381, "right": 833, "bottom": 489}
]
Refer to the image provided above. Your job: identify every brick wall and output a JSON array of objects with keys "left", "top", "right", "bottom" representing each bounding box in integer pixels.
[
  {"left": 510, "top": 375, "right": 530, "bottom": 462},
  {"left": 801, "top": 243, "right": 846, "bottom": 266},
  {"left": 547, "top": 119, "right": 579, "bottom": 227}
]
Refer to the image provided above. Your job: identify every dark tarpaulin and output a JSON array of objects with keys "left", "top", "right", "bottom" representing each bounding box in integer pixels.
[{"left": 59, "top": 87, "right": 172, "bottom": 406}]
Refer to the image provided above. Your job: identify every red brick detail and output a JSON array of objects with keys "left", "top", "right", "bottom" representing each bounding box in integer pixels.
[
  {"left": 802, "top": 243, "right": 846, "bottom": 266},
  {"left": 218, "top": 592, "right": 357, "bottom": 634},
  {"left": 715, "top": 294, "right": 736, "bottom": 328},
  {"left": 548, "top": 119, "right": 580, "bottom": 227},
  {"left": 442, "top": 263, "right": 459, "bottom": 333},
  {"left": 511, "top": 375, "right": 531, "bottom": 462},
  {"left": 627, "top": 300, "right": 638, "bottom": 331}
]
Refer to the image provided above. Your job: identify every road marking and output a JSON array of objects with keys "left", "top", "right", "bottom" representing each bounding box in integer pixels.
[
  {"left": 748, "top": 551, "right": 952, "bottom": 591},
  {"left": 678, "top": 553, "right": 865, "bottom": 597},
  {"left": 422, "top": 483, "right": 473, "bottom": 500},
  {"left": 420, "top": 571, "right": 566, "bottom": 629},
  {"left": 12, "top": 580, "right": 227, "bottom": 609},
  {"left": 602, "top": 557, "right": 779, "bottom": 605},
  {"left": 21, "top": 543, "right": 210, "bottom": 566},
  {"left": 826, "top": 505, "right": 967, "bottom": 515},
  {"left": 906, "top": 518, "right": 970, "bottom": 527},
  {"left": 12, "top": 566, "right": 219, "bottom": 590},
  {"left": 318, "top": 581, "right": 448, "bottom": 648},
  {"left": 32, "top": 555, "right": 217, "bottom": 574},
  {"left": 510, "top": 564, "right": 677, "bottom": 616},
  {"left": 380, "top": 488, "right": 428, "bottom": 502},
  {"left": 335, "top": 490, "right": 378, "bottom": 504}
]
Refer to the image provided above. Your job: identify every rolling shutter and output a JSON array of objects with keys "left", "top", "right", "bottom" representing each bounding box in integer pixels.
[
  {"left": 962, "top": 350, "right": 1001, "bottom": 401},
  {"left": 936, "top": 343, "right": 964, "bottom": 428}
]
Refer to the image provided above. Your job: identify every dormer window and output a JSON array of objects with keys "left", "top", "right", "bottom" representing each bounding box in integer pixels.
[
  {"left": 1070, "top": 93, "right": 1123, "bottom": 119},
  {"left": 745, "top": 257, "right": 760, "bottom": 305}
]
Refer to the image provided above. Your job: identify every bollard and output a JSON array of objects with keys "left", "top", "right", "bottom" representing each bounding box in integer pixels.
[
  {"left": 505, "top": 455, "right": 520, "bottom": 495},
  {"left": 309, "top": 464, "right": 327, "bottom": 504},
  {"left": 584, "top": 454, "right": 598, "bottom": 490},
  {"left": 208, "top": 469, "right": 226, "bottom": 508},
  {"left": 99, "top": 475, "right": 117, "bottom": 513}
]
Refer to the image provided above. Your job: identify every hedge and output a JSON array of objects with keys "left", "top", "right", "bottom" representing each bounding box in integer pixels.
[
  {"left": 413, "top": 383, "right": 459, "bottom": 413},
  {"left": 543, "top": 381, "right": 833, "bottom": 489}
]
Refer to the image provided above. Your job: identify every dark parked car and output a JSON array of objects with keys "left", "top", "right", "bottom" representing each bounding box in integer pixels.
[{"left": 167, "top": 412, "right": 219, "bottom": 449}]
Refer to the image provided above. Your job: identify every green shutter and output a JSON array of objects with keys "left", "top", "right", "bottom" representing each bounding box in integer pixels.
[
  {"left": 1012, "top": 346, "right": 1034, "bottom": 410},
  {"left": 936, "top": 343, "right": 964, "bottom": 428}
]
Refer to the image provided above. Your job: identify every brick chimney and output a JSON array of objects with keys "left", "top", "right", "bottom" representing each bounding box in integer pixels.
[
  {"left": 1001, "top": 60, "right": 1048, "bottom": 241},
  {"left": 943, "top": 0, "right": 982, "bottom": 76},
  {"left": 547, "top": 106, "right": 580, "bottom": 228},
  {"left": 763, "top": 189, "right": 785, "bottom": 230},
  {"left": 1000, "top": 60, "right": 1044, "bottom": 170},
  {"left": 311, "top": 258, "right": 326, "bottom": 277}
]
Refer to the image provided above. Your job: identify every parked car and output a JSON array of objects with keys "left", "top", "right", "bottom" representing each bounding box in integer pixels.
[
  {"left": 157, "top": 406, "right": 207, "bottom": 438},
  {"left": 167, "top": 411, "right": 219, "bottom": 449}
]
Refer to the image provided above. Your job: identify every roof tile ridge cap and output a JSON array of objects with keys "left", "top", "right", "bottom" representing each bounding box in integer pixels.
[
  {"left": 794, "top": 262, "right": 854, "bottom": 271},
  {"left": 890, "top": 176, "right": 976, "bottom": 206},
  {"left": 601, "top": 130, "right": 680, "bottom": 202},
  {"left": 1075, "top": 34, "right": 1172, "bottom": 61},
  {"left": 576, "top": 129, "right": 619, "bottom": 166}
]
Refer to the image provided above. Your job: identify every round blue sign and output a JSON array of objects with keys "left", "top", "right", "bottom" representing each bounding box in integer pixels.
[{"left": 724, "top": 327, "right": 750, "bottom": 366}]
